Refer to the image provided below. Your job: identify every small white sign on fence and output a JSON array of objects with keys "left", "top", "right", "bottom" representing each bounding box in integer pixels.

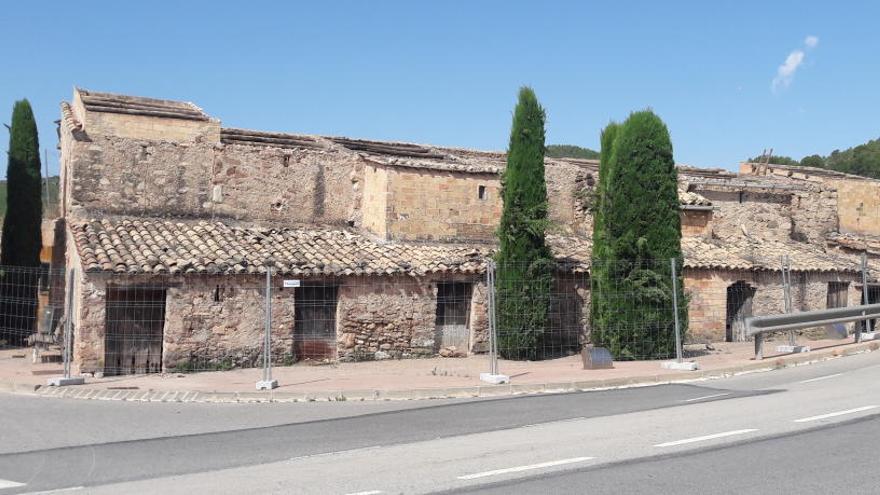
[{"left": 283, "top": 279, "right": 301, "bottom": 288}]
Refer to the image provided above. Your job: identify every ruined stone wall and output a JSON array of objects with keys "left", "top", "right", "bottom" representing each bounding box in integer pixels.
[
  {"left": 791, "top": 189, "right": 838, "bottom": 243},
  {"left": 71, "top": 271, "right": 105, "bottom": 374},
  {"left": 336, "top": 275, "right": 438, "bottom": 361},
  {"left": 681, "top": 210, "right": 712, "bottom": 236},
  {"left": 335, "top": 275, "right": 490, "bottom": 361},
  {"left": 544, "top": 161, "right": 595, "bottom": 236},
  {"left": 683, "top": 268, "right": 861, "bottom": 343},
  {"left": 361, "top": 165, "right": 389, "bottom": 237},
  {"left": 68, "top": 136, "right": 215, "bottom": 217},
  {"left": 163, "top": 277, "right": 296, "bottom": 370},
  {"left": 699, "top": 190, "right": 793, "bottom": 242},
  {"left": 72, "top": 91, "right": 221, "bottom": 143},
  {"left": 378, "top": 166, "right": 501, "bottom": 242},
  {"left": 212, "top": 144, "right": 360, "bottom": 226}
]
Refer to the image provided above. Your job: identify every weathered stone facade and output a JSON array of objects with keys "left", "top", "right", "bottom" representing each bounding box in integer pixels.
[{"left": 58, "top": 89, "right": 879, "bottom": 374}]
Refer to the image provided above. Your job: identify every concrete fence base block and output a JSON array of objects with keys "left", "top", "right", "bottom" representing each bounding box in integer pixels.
[
  {"left": 255, "top": 379, "right": 278, "bottom": 390},
  {"left": 480, "top": 373, "right": 510, "bottom": 385},
  {"left": 859, "top": 332, "right": 879, "bottom": 341},
  {"left": 661, "top": 361, "right": 699, "bottom": 371},
  {"left": 46, "top": 377, "right": 85, "bottom": 387},
  {"left": 776, "top": 345, "right": 811, "bottom": 354}
]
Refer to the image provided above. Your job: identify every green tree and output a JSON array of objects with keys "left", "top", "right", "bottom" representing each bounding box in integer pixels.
[
  {"left": 590, "top": 110, "right": 686, "bottom": 360},
  {"left": 824, "top": 138, "right": 880, "bottom": 179},
  {"left": 495, "top": 87, "right": 554, "bottom": 360},
  {"left": 1, "top": 100, "right": 43, "bottom": 346},
  {"left": 546, "top": 144, "right": 599, "bottom": 160},
  {"left": 747, "top": 154, "right": 799, "bottom": 166},
  {"left": 800, "top": 154, "right": 825, "bottom": 168}
]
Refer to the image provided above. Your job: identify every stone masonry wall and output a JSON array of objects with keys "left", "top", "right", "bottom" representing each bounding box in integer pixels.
[
  {"left": 211, "top": 144, "right": 361, "bottom": 226},
  {"left": 163, "top": 277, "right": 296, "bottom": 370},
  {"left": 833, "top": 178, "right": 880, "bottom": 236},
  {"left": 379, "top": 166, "right": 501, "bottom": 242},
  {"left": 335, "top": 275, "right": 490, "bottom": 361},
  {"left": 699, "top": 190, "right": 793, "bottom": 242},
  {"left": 684, "top": 268, "right": 862, "bottom": 343}
]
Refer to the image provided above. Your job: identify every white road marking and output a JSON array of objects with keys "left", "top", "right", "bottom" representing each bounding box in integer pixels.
[
  {"left": 457, "top": 456, "right": 595, "bottom": 480},
  {"left": 793, "top": 405, "right": 878, "bottom": 423},
  {"left": 289, "top": 445, "right": 382, "bottom": 462},
  {"left": 681, "top": 392, "right": 731, "bottom": 402},
  {"left": 798, "top": 373, "right": 844, "bottom": 384},
  {"left": 0, "top": 479, "right": 25, "bottom": 489},
  {"left": 343, "top": 491, "right": 383, "bottom": 495},
  {"left": 654, "top": 429, "right": 758, "bottom": 447},
  {"left": 20, "top": 487, "right": 84, "bottom": 495}
]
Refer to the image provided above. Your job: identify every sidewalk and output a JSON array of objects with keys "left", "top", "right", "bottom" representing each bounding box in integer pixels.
[{"left": 1, "top": 337, "right": 877, "bottom": 403}]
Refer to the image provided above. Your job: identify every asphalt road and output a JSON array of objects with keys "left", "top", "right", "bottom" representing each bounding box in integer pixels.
[{"left": 0, "top": 351, "right": 878, "bottom": 494}]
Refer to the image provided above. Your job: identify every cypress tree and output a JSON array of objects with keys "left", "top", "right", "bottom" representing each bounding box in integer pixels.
[
  {"left": 495, "top": 87, "right": 554, "bottom": 360},
  {"left": 1, "top": 100, "right": 43, "bottom": 346},
  {"left": 590, "top": 110, "right": 686, "bottom": 359},
  {"left": 589, "top": 122, "right": 619, "bottom": 348}
]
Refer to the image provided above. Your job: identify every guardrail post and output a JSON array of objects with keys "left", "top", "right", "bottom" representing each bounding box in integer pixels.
[{"left": 858, "top": 253, "right": 868, "bottom": 343}]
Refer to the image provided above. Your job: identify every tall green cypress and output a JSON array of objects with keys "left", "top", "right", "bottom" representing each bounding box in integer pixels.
[
  {"left": 590, "top": 110, "right": 686, "bottom": 359},
  {"left": 1, "top": 100, "right": 43, "bottom": 346},
  {"left": 589, "top": 122, "right": 619, "bottom": 349},
  {"left": 495, "top": 87, "right": 554, "bottom": 360}
]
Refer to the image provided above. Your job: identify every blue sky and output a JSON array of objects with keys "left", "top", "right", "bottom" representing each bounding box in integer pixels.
[{"left": 1, "top": 1, "right": 879, "bottom": 175}]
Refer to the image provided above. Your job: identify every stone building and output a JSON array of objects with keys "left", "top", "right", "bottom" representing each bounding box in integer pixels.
[{"left": 57, "top": 88, "right": 879, "bottom": 374}]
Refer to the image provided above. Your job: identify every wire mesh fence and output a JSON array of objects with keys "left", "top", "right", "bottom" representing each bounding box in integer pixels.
[
  {"left": 1, "top": 255, "right": 875, "bottom": 377},
  {"left": 0, "top": 265, "right": 64, "bottom": 349}
]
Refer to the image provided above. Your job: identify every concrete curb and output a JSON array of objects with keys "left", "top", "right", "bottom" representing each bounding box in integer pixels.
[{"left": 6, "top": 341, "right": 878, "bottom": 404}]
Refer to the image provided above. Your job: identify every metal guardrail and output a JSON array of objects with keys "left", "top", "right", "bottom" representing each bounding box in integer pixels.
[{"left": 746, "top": 303, "right": 880, "bottom": 359}]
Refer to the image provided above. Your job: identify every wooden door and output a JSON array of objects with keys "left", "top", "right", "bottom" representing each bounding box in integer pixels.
[
  {"left": 105, "top": 287, "right": 166, "bottom": 375},
  {"left": 294, "top": 285, "right": 338, "bottom": 361},
  {"left": 726, "top": 282, "right": 756, "bottom": 342},
  {"left": 435, "top": 282, "right": 472, "bottom": 352}
]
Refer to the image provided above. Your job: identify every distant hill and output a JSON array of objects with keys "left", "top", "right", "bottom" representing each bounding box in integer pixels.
[
  {"left": 546, "top": 144, "right": 599, "bottom": 160},
  {"left": 0, "top": 176, "right": 60, "bottom": 219}
]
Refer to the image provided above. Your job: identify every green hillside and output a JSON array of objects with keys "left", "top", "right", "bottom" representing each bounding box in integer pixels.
[
  {"left": 546, "top": 144, "right": 599, "bottom": 160},
  {"left": 750, "top": 137, "right": 880, "bottom": 180}
]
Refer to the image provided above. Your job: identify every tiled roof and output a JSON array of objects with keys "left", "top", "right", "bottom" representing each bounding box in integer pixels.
[
  {"left": 73, "top": 218, "right": 860, "bottom": 277},
  {"left": 76, "top": 89, "right": 209, "bottom": 122},
  {"left": 682, "top": 237, "right": 862, "bottom": 273},
  {"left": 220, "top": 128, "right": 324, "bottom": 150},
  {"left": 74, "top": 218, "right": 595, "bottom": 276},
  {"left": 826, "top": 232, "right": 880, "bottom": 256}
]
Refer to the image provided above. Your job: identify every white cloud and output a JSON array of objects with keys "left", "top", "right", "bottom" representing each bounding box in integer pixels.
[
  {"left": 772, "top": 50, "right": 805, "bottom": 91},
  {"left": 771, "top": 35, "right": 819, "bottom": 92}
]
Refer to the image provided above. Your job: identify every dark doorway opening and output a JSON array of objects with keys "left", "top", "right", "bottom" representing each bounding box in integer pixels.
[
  {"left": 105, "top": 287, "right": 166, "bottom": 375},
  {"left": 860, "top": 286, "right": 880, "bottom": 333},
  {"left": 726, "top": 281, "right": 756, "bottom": 342},
  {"left": 435, "top": 282, "right": 473, "bottom": 353},
  {"left": 294, "top": 285, "right": 339, "bottom": 361}
]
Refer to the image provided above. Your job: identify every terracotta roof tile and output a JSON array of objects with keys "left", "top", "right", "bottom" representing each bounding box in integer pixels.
[
  {"left": 73, "top": 218, "right": 492, "bottom": 276},
  {"left": 73, "top": 218, "right": 863, "bottom": 277}
]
